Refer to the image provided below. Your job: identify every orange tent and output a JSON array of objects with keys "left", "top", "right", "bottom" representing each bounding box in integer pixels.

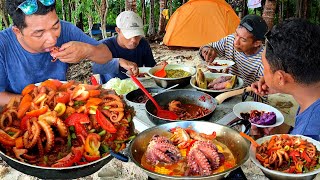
[{"left": 163, "top": 0, "right": 240, "bottom": 48}]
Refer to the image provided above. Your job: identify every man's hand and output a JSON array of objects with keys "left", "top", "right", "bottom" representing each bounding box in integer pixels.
[
  {"left": 251, "top": 76, "right": 277, "bottom": 96},
  {"left": 119, "top": 58, "right": 139, "bottom": 76},
  {"left": 51, "top": 41, "right": 92, "bottom": 63},
  {"left": 201, "top": 47, "right": 217, "bottom": 63}
]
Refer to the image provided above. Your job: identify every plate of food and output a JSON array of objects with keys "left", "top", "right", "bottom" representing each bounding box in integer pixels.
[
  {"left": 206, "top": 59, "right": 235, "bottom": 70},
  {"left": 233, "top": 101, "right": 284, "bottom": 128},
  {"left": 190, "top": 71, "right": 244, "bottom": 93},
  {"left": 126, "top": 67, "right": 152, "bottom": 81},
  {"left": 250, "top": 134, "right": 320, "bottom": 180}
]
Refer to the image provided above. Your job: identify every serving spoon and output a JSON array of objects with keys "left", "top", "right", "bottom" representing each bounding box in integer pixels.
[
  {"left": 154, "top": 61, "right": 168, "bottom": 78},
  {"left": 128, "top": 74, "right": 178, "bottom": 120}
]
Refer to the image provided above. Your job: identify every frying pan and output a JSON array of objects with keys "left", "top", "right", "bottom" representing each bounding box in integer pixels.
[
  {"left": 128, "top": 121, "right": 250, "bottom": 180},
  {"left": 145, "top": 87, "right": 252, "bottom": 125},
  {"left": 0, "top": 120, "right": 136, "bottom": 179}
]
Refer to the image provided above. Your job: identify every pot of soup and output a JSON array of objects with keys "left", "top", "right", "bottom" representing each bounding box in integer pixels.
[
  {"left": 127, "top": 121, "right": 250, "bottom": 179},
  {"left": 148, "top": 64, "right": 196, "bottom": 88}
]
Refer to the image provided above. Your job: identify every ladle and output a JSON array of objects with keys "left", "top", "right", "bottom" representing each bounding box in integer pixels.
[
  {"left": 154, "top": 62, "right": 167, "bottom": 78},
  {"left": 129, "top": 74, "right": 178, "bottom": 120}
]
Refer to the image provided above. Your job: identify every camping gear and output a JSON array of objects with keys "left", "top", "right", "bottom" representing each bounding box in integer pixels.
[{"left": 163, "top": 0, "right": 240, "bottom": 47}]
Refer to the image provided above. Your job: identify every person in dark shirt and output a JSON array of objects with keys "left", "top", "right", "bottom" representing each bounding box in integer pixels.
[{"left": 93, "top": 11, "right": 156, "bottom": 83}]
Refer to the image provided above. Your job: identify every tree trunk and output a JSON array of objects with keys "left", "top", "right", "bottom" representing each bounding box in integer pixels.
[
  {"left": 61, "top": 0, "right": 66, "bottom": 20},
  {"left": 68, "top": 0, "right": 72, "bottom": 22},
  {"left": 141, "top": 0, "right": 146, "bottom": 25},
  {"left": 148, "top": 0, "right": 156, "bottom": 37},
  {"left": 158, "top": 0, "right": 167, "bottom": 36},
  {"left": 278, "top": 0, "right": 283, "bottom": 23},
  {"left": 94, "top": 0, "right": 109, "bottom": 39},
  {"left": 125, "top": 0, "right": 137, "bottom": 12},
  {"left": 87, "top": 15, "right": 93, "bottom": 38},
  {"left": 0, "top": 0, "right": 9, "bottom": 28},
  {"left": 262, "top": 0, "right": 277, "bottom": 30},
  {"left": 76, "top": 12, "right": 84, "bottom": 31},
  {"left": 168, "top": 0, "right": 173, "bottom": 16}
]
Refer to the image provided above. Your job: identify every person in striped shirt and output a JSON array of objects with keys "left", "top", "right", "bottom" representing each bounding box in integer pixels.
[{"left": 199, "top": 14, "right": 268, "bottom": 87}]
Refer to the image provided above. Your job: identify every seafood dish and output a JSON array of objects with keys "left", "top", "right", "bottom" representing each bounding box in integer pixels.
[
  {"left": 141, "top": 126, "right": 236, "bottom": 176},
  {"left": 49, "top": 46, "right": 60, "bottom": 62},
  {"left": 255, "top": 134, "right": 320, "bottom": 173},
  {"left": 166, "top": 100, "right": 211, "bottom": 120},
  {"left": 0, "top": 79, "right": 134, "bottom": 167},
  {"left": 241, "top": 110, "right": 276, "bottom": 125}
]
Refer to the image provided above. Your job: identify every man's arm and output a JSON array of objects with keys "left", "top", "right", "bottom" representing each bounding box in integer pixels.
[{"left": 0, "top": 92, "right": 21, "bottom": 107}]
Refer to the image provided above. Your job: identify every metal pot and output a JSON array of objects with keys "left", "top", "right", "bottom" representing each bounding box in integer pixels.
[
  {"left": 0, "top": 121, "right": 136, "bottom": 179},
  {"left": 145, "top": 89, "right": 216, "bottom": 125},
  {"left": 128, "top": 121, "right": 250, "bottom": 180},
  {"left": 145, "top": 87, "right": 252, "bottom": 125},
  {"left": 124, "top": 87, "right": 163, "bottom": 109},
  {"left": 148, "top": 64, "right": 196, "bottom": 88}
]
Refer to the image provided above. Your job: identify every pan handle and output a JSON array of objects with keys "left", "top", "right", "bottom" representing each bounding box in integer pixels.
[
  {"left": 215, "top": 86, "right": 252, "bottom": 105},
  {"left": 110, "top": 150, "right": 129, "bottom": 162}
]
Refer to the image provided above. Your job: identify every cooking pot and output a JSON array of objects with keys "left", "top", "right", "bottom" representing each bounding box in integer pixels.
[
  {"left": 127, "top": 121, "right": 250, "bottom": 180},
  {"left": 0, "top": 120, "right": 136, "bottom": 179},
  {"left": 145, "top": 87, "right": 251, "bottom": 125}
]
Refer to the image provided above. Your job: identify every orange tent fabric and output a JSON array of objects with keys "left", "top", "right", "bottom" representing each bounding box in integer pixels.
[{"left": 163, "top": 0, "right": 240, "bottom": 48}]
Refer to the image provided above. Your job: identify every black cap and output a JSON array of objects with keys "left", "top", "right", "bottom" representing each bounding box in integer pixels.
[{"left": 240, "top": 14, "right": 268, "bottom": 40}]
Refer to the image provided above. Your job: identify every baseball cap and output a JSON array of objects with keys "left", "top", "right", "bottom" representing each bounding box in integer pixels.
[
  {"left": 116, "top": 11, "right": 144, "bottom": 39},
  {"left": 240, "top": 14, "right": 268, "bottom": 40}
]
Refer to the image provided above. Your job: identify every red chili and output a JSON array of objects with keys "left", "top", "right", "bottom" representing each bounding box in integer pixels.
[
  {"left": 96, "top": 109, "right": 117, "bottom": 133},
  {"left": 20, "top": 115, "right": 33, "bottom": 131}
]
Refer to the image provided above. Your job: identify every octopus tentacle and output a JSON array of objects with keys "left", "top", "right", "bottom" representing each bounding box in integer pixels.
[
  {"left": 37, "top": 138, "right": 44, "bottom": 157},
  {"left": 38, "top": 119, "right": 55, "bottom": 153},
  {"left": 110, "top": 111, "right": 124, "bottom": 123},
  {"left": 23, "top": 118, "right": 41, "bottom": 149},
  {"left": 0, "top": 109, "right": 18, "bottom": 129},
  {"left": 39, "top": 112, "right": 68, "bottom": 137},
  {"left": 188, "top": 148, "right": 212, "bottom": 176}
]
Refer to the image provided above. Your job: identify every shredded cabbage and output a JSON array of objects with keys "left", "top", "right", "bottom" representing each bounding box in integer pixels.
[{"left": 102, "top": 78, "right": 138, "bottom": 95}]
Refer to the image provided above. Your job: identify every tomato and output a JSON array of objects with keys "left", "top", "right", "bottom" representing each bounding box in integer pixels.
[
  {"left": 65, "top": 113, "right": 90, "bottom": 126},
  {"left": 56, "top": 92, "right": 70, "bottom": 104},
  {"left": 21, "top": 84, "right": 36, "bottom": 96},
  {"left": 84, "top": 133, "right": 101, "bottom": 156},
  {"left": 74, "top": 122, "right": 88, "bottom": 140},
  {"left": 84, "top": 153, "right": 100, "bottom": 162},
  {"left": 52, "top": 146, "right": 84, "bottom": 167},
  {"left": 96, "top": 109, "right": 117, "bottom": 133},
  {"left": 0, "top": 129, "right": 16, "bottom": 146},
  {"left": 26, "top": 106, "right": 48, "bottom": 117}
]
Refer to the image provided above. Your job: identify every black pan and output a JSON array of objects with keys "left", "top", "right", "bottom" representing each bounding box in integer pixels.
[
  {"left": 145, "top": 87, "right": 252, "bottom": 125},
  {"left": 0, "top": 120, "right": 135, "bottom": 179}
]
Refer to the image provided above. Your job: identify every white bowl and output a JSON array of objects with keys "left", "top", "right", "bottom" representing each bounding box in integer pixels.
[
  {"left": 190, "top": 73, "right": 244, "bottom": 93},
  {"left": 206, "top": 59, "right": 235, "bottom": 70},
  {"left": 233, "top": 101, "right": 284, "bottom": 128},
  {"left": 250, "top": 135, "right": 320, "bottom": 180}
]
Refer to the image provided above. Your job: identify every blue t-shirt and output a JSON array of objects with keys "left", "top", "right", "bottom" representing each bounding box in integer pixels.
[
  {"left": 290, "top": 99, "right": 320, "bottom": 141},
  {"left": 92, "top": 36, "right": 155, "bottom": 83},
  {"left": 0, "top": 20, "right": 100, "bottom": 94}
]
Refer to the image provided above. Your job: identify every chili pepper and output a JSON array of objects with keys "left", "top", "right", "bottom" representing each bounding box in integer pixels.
[
  {"left": 84, "top": 133, "right": 101, "bottom": 156},
  {"left": 26, "top": 106, "right": 48, "bottom": 117},
  {"left": 21, "top": 84, "right": 36, "bottom": 96},
  {"left": 96, "top": 109, "right": 117, "bottom": 133},
  {"left": 98, "top": 130, "right": 106, "bottom": 136}
]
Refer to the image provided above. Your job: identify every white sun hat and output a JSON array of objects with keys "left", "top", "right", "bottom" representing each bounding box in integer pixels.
[{"left": 116, "top": 11, "right": 145, "bottom": 39}]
